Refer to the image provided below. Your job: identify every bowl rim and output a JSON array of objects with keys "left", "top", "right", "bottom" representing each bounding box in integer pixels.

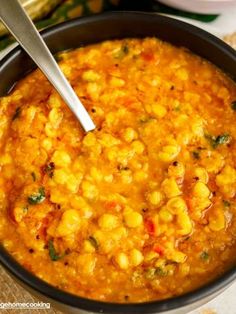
[{"left": 0, "top": 11, "right": 236, "bottom": 314}]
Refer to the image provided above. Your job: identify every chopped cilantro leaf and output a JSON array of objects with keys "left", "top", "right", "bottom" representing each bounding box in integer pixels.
[
  {"left": 48, "top": 239, "right": 63, "bottom": 261},
  {"left": 205, "top": 133, "right": 230, "bottom": 149},
  {"left": 28, "top": 187, "right": 45, "bottom": 205},
  {"left": 223, "top": 200, "right": 231, "bottom": 207},
  {"left": 200, "top": 251, "right": 209, "bottom": 261}
]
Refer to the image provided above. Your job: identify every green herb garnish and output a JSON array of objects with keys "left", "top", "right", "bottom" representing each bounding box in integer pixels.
[
  {"left": 145, "top": 267, "right": 168, "bottom": 279},
  {"left": 12, "top": 107, "right": 21, "bottom": 120},
  {"left": 231, "top": 101, "right": 236, "bottom": 111},
  {"left": 155, "top": 267, "right": 168, "bottom": 277},
  {"left": 205, "top": 133, "right": 230, "bottom": 149},
  {"left": 174, "top": 106, "right": 180, "bottom": 112},
  {"left": 88, "top": 236, "right": 99, "bottom": 250},
  {"left": 115, "top": 44, "right": 129, "bottom": 59},
  {"left": 223, "top": 200, "right": 231, "bottom": 207},
  {"left": 122, "top": 44, "right": 129, "bottom": 55},
  {"left": 145, "top": 267, "right": 156, "bottom": 279},
  {"left": 200, "top": 251, "right": 209, "bottom": 261},
  {"left": 48, "top": 239, "right": 63, "bottom": 261},
  {"left": 28, "top": 187, "right": 45, "bottom": 205}
]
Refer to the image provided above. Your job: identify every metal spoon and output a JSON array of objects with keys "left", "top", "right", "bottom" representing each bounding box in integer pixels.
[{"left": 0, "top": 0, "right": 95, "bottom": 132}]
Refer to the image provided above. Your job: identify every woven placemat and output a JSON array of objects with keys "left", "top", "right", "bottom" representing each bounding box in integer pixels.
[
  {"left": 0, "top": 266, "right": 63, "bottom": 314},
  {"left": 224, "top": 32, "right": 236, "bottom": 49},
  {"left": 0, "top": 33, "right": 235, "bottom": 314}
]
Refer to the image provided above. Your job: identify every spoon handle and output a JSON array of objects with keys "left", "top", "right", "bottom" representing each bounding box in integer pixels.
[{"left": 0, "top": 0, "right": 95, "bottom": 132}]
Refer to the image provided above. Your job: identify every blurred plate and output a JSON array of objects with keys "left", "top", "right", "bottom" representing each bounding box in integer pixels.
[
  {"left": 0, "top": 0, "right": 62, "bottom": 37},
  {"left": 157, "top": 0, "right": 236, "bottom": 14}
]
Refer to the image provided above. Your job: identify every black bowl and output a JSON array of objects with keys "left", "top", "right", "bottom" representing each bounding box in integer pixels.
[{"left": 0, "top": 12, "right": 236, "bottom": 314}]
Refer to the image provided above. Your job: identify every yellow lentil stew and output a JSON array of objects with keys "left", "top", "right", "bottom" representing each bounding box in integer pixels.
[{"left": 0, "top": 38, "right": 236, "bottom": 303}]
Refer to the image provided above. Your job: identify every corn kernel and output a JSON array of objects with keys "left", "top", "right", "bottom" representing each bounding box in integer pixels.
[
  {"left": 193, "top": 167, "right": 208, "bottom": 184},
  {"left": 177, "top": 211, "right": 192, "bottom": 235},
  {"left": 168, "top": 162, "right": 185, "bottom": 179},
  {"left": 90, "top": 167, "right": 103, "bottom": 182},
  {"left": 66, "top": 173, "right": 80, "bottom": 193},
  {"left": 50, "top": 189, "right": 67, "bottom": 204},
  {"left": 152, "top": 103, "right": 167, "bottom": 118},
  {"left": 133, "top": 170, "right": 148, "bottom": 182},
  {"left": 110, "top": 77, "right": 125, "bottom": 87},
  {"left": 158, "top": 145, "right": 180, "bottom": 163},
  {"left": 176, "top": 68, "right": 188, "bottom": 81},
  {"left": 87, "top": 82, "right": 101, "bottom": 100},
  {"left": 0, "top": 154, "right": 12, "bottom": 165},
  {"left": 124, "top": 211, "right": 143, "bottom": 228},
  {"left": 53, "top": 169, "right": 68, "bottom": 184},
  {"left": 48, "top": 92, "right": 61, "bottom": 108},
  {"left": 148, "top": 191, "right": 162, "bottom": 206},
  {"left": 168, "top": 250, "right": 186, "bottom": 263},
  {"left": 56, "top": 209, "right": 80, "bottom": 237},
  {"left": 161, "top": 178, "right": 182, "bottom": 198},
  {"left": 45, "top": 123, "right": 57, "bottom": 137},
  {"left": 209, "top": 209, "right": 225, "bottom": 231},
  {"left": 219, "top": 185, "right": 235, "bottom": 198},
  {"left": 120, "top": 172, "right": 132, "bottom": 184},
  {"left": 191, "top": 119, "right": 203, "bottom": 137},
  {"left": 179, "top": 264, "right": 190, "bottom": 277},
  {"left": 77, "top": 254, "right": 96, "bottom": 275},
  {"left": 98, "top": 214, "right": 119, "bottom": 230},
  {"left": 115, "top": 252, "right": 129, "bottom": 270},
  {"left": 98, "top": 133, "right": 120, "bottom": 147},
  {"left": 83, "top": 132, "right": 97, "bottom": 147},
  {"left": 2, "top": 165, "right": 14, "bottom": 179},
  {"left": 48, "top": 108, "right": 63, "bottom": 128},
  {"left": 25, "top": 106, "right": 37, "bottom": 123},
  {"left": 216, "top": 165, "right": 236, "bottom": 186},
  {"left": 41, "top": 138, "right": 52, "bottom": 151},
  {"left": 131, "top": 140, "right": 145, "bottom": 154},
  {"left": 107, "top": 148, "right": 118, "bottom": 161},
  {"left": 192, "top": 182, "right": 211, "bottom": 198},
  {"left": 83, "top": 240, "right": 96, "bottom": 253},
  {"left": 166, "top": 197, "right": 187, "bottom": 214},
  {"left": 159, "top": 207, "right": 173, "bottom": 222},
  {"left": 13, "top": 206, "right": 26, "bottom": 223},
  {"left": 82, "top": 70, "right": 100, "bottom": 82},
  {"left": 70, "top": 195, "right": 88, "bottom": 209},
  {"left": 144, "top": 251, "right": 158, "bottom": 262},
  {"left": 104, "top": 174, "right": 113, "bottom": 183},
  {"left": 130, "top": 249, "right": 144, "bottom": 267},
  {"left": 201, "top": 151, "right": 224, "bottom": 174},
  {"left": 191, "top": 197, "right": 212, "bottom": 220},
  {"left": 123, "top": 127, "right": 138, "bottom": 143},
  {"left": 81, "top": 181, "right": 98, "bottom": 200},
  {"left": 51, "top": 150, "right": 71, "bottom": 167}
]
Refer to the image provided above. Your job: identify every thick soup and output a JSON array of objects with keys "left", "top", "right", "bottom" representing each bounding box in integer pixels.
[{"left": 0, "top": 38, "right": 236, "bottom": 303}]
